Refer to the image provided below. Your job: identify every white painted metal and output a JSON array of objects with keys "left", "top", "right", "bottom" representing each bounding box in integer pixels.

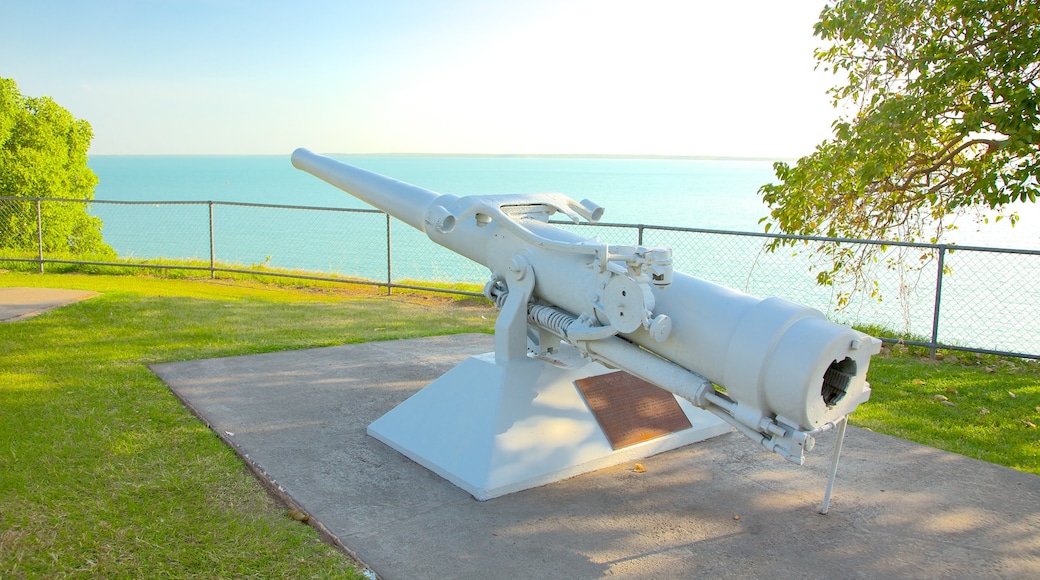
[
  {"left": 291, "top": 149, "right": 439, "bottom": 230},
  {"left": 366, "top": 239, "right": 729, "bottom": 499},
  {"left": 292, "top": 148, "right": 882, "bottom": 495},
  {"left": 367, "top": 349, "right": 730, "bottom": 500},
  {"left": 819, "top": 416, "right": 849, "bottom": 514}
]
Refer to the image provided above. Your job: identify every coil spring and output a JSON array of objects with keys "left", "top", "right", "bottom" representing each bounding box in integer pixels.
[
  {"left": 486, "top": 279, "right": 510, "bottom": 309},
  {"left": 488, "top": 281, "right": 574, "bottom": 337},
  {"left": 528, "top": 303, "right": 575, "bottom": 337}
]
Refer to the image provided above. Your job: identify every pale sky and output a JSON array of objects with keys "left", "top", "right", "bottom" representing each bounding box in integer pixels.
[{"left": 2, "top": 0, "right": 838, "bottom": 158}]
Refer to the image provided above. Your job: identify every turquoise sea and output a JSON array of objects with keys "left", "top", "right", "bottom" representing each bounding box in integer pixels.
[
  {"left": 89, "top": 154, "right": 1040, "bottom": 249},
  {"left": 89, "top": 155, "right": 780, "bottom": 232},
  {"left": 82, "top": 154, "right": 1040, "bottom": 355}
]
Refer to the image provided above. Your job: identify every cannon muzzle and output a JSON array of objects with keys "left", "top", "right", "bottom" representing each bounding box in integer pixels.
[{"left": 292, "top": 148, "right": 442, "bottom": 231}]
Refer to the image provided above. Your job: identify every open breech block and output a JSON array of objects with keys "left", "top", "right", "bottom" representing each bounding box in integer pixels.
[{"left": 367, "top": 349, "right": 730, "bottom": 500}]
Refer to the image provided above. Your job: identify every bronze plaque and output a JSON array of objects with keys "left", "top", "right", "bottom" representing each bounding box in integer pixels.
[{"left": 575, "top": 371, "right": 692, "bottom": 449}]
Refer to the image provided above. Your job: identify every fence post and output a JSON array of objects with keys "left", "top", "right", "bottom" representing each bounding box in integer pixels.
[
  {"left": 208, "top": 202, "right": 215, "bottom": 279},
  {"left": 386, "top": 213, "right": 392, "bottom": 296},
  {"left": 929, "top": 245, "right": 947, "bottom": 359},
  {"left": 35, "top": 199, "right": 44, "bottom": 274},
  {"left": 637, "top": 225, "right": 644, "bottom": 246}
]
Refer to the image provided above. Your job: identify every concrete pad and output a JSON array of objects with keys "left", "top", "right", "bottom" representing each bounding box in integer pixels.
[
  {"left": 151, "top": 334, "right": 1040, "bottom": 579},
  {"left": 0, "top": 287, "right": 100, "bottom": 322}
]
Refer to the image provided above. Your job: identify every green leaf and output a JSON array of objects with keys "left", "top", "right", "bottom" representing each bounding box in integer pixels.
[
  {"left": 761, "top": 0, "right": 1040, "bottom": 301},
  {"left": 0, "top": 78, "right": 110, "bottom": 256}
]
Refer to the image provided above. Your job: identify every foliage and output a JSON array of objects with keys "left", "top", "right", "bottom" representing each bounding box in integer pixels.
[
  {"left": 0, "top": 78, "right": 114, "bottom": 256},
  {"left": 759, "top": 0, "right": 1040, "bottom": 306}
]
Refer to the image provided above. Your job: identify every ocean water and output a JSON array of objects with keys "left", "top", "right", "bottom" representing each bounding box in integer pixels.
[
  {"left": 83, "top": 155, "right": 1040, "bottom": 355},
  {"left": 86, "top": 154, "right": 786, "bottom": 292},
  {"left": 89, "top": 154, "right": 1040, "bottom": 248},
  {"left": 88, "top": 155, "right": 780, "bottom": 232}
]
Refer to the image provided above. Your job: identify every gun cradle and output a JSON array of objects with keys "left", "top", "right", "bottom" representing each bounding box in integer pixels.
[{"left": 292, "top": 148, "right": 881, "bottom": 502}]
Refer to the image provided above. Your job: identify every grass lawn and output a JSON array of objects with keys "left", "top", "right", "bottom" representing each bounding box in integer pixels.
[
  {"left": 1, "top": 271, "right": 1037, "bottom": 577},
  {"left": 0, "top": 272, "right": 493, "bottom": 578},
  {"left": 852, "top": 345, "right": 1039, "bottom": 474}
]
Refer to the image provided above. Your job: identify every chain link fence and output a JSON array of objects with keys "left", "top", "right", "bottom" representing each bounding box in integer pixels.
[{"left": 3, "top": 196, "right": 1038, "bottom": 359}]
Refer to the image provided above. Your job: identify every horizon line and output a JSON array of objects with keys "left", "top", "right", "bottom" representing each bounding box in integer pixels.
[{"left": 89, "top": 152, "right": 792, "bottom": 162}]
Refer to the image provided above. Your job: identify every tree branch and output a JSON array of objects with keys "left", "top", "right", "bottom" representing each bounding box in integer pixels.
[{"left": 897, "top": 137, "right": 1005, "bottom": 190}]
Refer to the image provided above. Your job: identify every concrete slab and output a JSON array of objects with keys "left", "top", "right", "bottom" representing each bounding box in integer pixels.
[
  {"left": 0, "top": 287, "right": 100, "bottom": 322},
  {"left": 151, "top": 334, "right": 1040, "bottom": 580}
]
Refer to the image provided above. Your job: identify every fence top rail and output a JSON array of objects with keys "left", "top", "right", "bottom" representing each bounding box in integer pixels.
[
  {"left": 548, "top": 219, "right": 1040, "bottom": 257},
  {"left": 0, "top": 196, "right": 384, "bottom": 214},
  {"left": 10, "top": 196, "right": 1038, "bottom": 257}
]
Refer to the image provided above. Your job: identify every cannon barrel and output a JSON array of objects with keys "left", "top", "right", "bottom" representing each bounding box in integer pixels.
[
  {"left": 292, "top": 148, "right": 442, "bottom": 231},
  {"left": 291, "top": 148, "right": 881, "bottom": 463}
]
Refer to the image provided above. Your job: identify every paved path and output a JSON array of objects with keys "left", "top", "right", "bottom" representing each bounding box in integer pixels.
[
  {"left": 0, "top": 287, "right": 99, "bottom": 322},
  {"left": 152, "top": 334, "right": 1040, "bottom": 580}
]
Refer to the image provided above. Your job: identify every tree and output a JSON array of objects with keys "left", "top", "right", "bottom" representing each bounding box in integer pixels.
[
  {"left": 0, "top": 77, "right": 113, "bottom": 256},
  {"left": 758, "top": 0, "right": 1039, "bottom": 306}
]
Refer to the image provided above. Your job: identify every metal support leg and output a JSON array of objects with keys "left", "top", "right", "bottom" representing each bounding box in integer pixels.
[
  {"left": 819, "top": 415, "right": 848, "bottom": 515},
  {"left": 493, "top": 255, "right": 535, "bottom": 365}
]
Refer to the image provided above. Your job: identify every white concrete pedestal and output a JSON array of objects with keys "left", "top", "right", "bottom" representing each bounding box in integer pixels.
[{"left": 367, "top": 351, "right": 730, "bottom": 500}]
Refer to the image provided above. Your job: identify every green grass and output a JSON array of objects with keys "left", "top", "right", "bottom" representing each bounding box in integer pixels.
[
  {"left": 851, "top": 344, "right": 1039, "bottom": 474},
  {"left": 1, "top": 271, "right": 1037, "bottom": 577},
  {"left": 0, "top": 272, "right": 494, "bottom": 578},
  {"left": 1, "top": 252, "right": 487, "bottom": 294}
]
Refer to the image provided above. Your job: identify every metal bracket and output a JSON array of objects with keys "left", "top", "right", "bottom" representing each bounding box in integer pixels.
[
  {"left": 493, "top": 254, "right": 536, "bottom": 364},
  {"left": 819, "top": 415, "right": 849, "bottom": 515}
]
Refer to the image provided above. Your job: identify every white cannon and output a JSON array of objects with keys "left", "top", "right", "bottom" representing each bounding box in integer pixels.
[{"left": 292, "top": 148, "right": 881, "bottom": 507}]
